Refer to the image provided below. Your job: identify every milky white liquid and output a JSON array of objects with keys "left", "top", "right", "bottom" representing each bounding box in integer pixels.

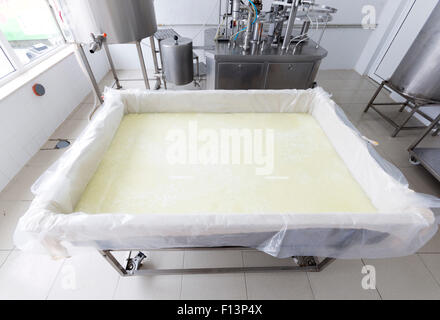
[{"left": 75, "top": 113, "right": 376, "bottom": 214}]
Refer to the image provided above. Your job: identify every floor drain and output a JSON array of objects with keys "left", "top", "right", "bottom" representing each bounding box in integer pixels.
[{"left": 55, "top": 140, "right": 71, "bottom": 149}]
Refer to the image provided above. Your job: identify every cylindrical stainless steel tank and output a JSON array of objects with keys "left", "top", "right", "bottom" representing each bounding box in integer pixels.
[
  {"left": 87, "top": 0, "right": 157, "bottom": 44},
  {"left": 161, "top": 36, "right": 194, "bottom": 85},
  {"left": 63, "top": 0, "right": 157, "bottom": 44},
  {"left": 389, "top": 2, "right": 440, "bottom": 102}
]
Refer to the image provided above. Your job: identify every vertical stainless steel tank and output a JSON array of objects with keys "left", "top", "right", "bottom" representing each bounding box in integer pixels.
[
  {"left": 64, "top": 0, "right": 157, "bottom": 44},
  {"left": 389, "top": 2, "right": 440, "bottom": 102},
  {"left": 161, "top": 36, "right": 194, "bottom": 85},
  {"left": 87, "top": 0, "right": 157, "bottom": 44}
]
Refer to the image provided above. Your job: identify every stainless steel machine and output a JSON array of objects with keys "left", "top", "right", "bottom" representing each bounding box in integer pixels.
[
  {"left": 206, "top": 0, "right": 337, "bottom": 90},
  {"left": 405, "top": 3, "right": 440, "bottom": 182},
  {"left": 364, "top": 2, "right": 440, "bottom": 182},
  {"left": 364, "top": 0, "right": 440, "bottom": 138},
  {"left": 62, "top": 1, "right": 337, "bottom": 95}
]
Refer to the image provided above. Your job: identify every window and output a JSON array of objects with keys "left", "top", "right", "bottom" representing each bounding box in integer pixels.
[
  {"left": 0, "top": 0, "right": 66, "bottom": 82},
  {"left": 0, "top": 46, "right": 14, "bottom": 79}
]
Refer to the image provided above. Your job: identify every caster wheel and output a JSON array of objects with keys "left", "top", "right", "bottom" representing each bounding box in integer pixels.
[
  {"left": 126, "top": 252, "right": 147, "bottom": 275},
  {"left": 293, "top": 256, "right": 317, "bottom": 267},
  {"left": 409, "top": 156, "right": 420, "bottom": 166}
]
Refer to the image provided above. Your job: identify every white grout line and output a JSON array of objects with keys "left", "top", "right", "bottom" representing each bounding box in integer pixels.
[
  {"left": 45, "top": 259, "right": 66, "bottom": 300},
  {"left": 111, "top": 276, "right": 122, "bottom": 300},
  {"left": 305, "top": 271, "right": 316, "bottom": 300},
  {"left": 179, "top": 250, "right": 186, "bottom": 300},
  {"left": 241, "top": 251, "right": 249, "bottom": 300},
  {"left": 0, "top": 250, "right": 13, "bottom": 269}
]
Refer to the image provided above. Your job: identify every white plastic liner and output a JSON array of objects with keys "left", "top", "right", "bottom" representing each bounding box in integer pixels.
[{"left": 14, "top": 88, "right": 440, "bottom": 259}]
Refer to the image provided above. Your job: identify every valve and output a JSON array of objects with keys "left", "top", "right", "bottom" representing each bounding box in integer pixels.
[{"left": 89, "top": 33, "right": 107, "bottom": 54}]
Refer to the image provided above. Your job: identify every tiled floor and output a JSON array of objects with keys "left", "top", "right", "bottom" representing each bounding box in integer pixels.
[{"left": 0, "top": 69, "right": 439, "bottom": 300}]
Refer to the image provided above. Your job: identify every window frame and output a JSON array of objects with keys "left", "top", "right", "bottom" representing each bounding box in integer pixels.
[
  {"left": 0, "top": 0, "right": 68, "bottom": 87},
  {"left": 0, "top": 42, "right": 16, "bottom": 80}
]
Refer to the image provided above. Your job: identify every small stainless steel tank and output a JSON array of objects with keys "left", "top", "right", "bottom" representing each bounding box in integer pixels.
[
  {"left": 389, "top": 2, "right": 440, "bottom": 102},
  {"left": 87, "top": 0, "right": 157, "bottom": 44},
  {"left": 161, "top": 36, "right": 194, "bottom": 85}
]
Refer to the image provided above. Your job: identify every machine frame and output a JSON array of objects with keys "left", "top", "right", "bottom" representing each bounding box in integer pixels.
[
  {"left": 99, "top": 248, "right": 335, "bottom": 276},
  {"left": 408, "top": 112, "right": 440, "bottom": 182},
  {"left": 364, "top": 80, "right": 440, "bottom": 137}
]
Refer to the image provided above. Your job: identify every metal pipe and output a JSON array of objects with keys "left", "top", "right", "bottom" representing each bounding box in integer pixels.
[
  {"left": 252, "top": 21, "right": 263, "bottom": 44},
  {"left": 299, "top": 20, "right": 311, "bottom": 40},
  {"left": 103, "top": 40, "right": 122, "bottom": 89},
  {"left": 157, "top": 40, "right": 168, "bottom": 90},
  {"left": 77, "top": 43, "right": 104, "bottom": 104},
  {"left": 316, "top": 14, "right": 329, "bottom": 48},
  {"left": 243, "top": 5, "right": 254, "bottom": 51},
  {"left": 224, "top": 0, "right": 230, "bottom": 38},
  {"left": 136, "top": 40, "right": 150, "bottom": 90},
  {"left": 282, "top": 0, "right": 301, "bottom": 50},
  {"left": 232, "top": 0, "right": 241, "bottom": 21},
  {"left": 149, "top": 37, "right": 162, "bottom": 90}
]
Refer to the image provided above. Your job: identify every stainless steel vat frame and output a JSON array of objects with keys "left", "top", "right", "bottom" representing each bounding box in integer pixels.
[
  {"left": 99, "top": 248, "right": 335, "bottom": 276},
  {"left": 388, "top": 1, "right": 440, "bottom": 103},
  {"left": 364, "top": 80, "right": 440, "bottom": 138},
  {"left": 408, "top": 113, "right": 440, "bottom": 182},
  {"left": 365, "top": 2, "right": 440, "bottom": 138}
]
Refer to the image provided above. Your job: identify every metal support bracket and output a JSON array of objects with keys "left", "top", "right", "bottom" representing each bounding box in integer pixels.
[
  {"left": 364, "top": 80, "right": 440, "bottom": 137},
  {"left": 103, "top": 40, "right": 122, "bottom": 89},
  {"left": 77, "top": 43, "right": 104, "bottom": 104},
  {"left": 407, "top": 112, "right": 440, "bottom": 182},
  {"left": 136, "top": 40, "right": 151, "bottom": 90}
]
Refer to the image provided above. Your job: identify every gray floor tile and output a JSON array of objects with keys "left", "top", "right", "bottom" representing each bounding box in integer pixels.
[
  {"left": 400, "top": 166, "right": 440, "bottom": 197},
  {"left": 184, "top": 250, "right": 243, "bottom": 268},
  {"left": 0, "top": 251, "right": 10, "bottom": 267},
  {"left": 68, "top": 103, "right": 95, "bottom": 120},
  {"left": 181, "top": 273, "right": 247, "bottom": 300},
  {"left": 50, "top": 120, "right": 89, "bottom": 140},
  {"left": 114, "top": 275, "right": 182, "bottom": 300},
  {"left": 0, "top": 201, "right": 31, "bottom": 250},
  {"left": 243, "top": 251, "right": 296, "bottom": 267},
  {"left": 0, "top": 251, "right": 64, "bottom": 300},
  {"left": 365, "top": 255, "right": 440, "bottom": 300},
  {"left": 246, "top": 272, "right": 313, "bottom": 300},
  {"left": 0, "top": 166, "right": 45, "bottom": 201},
  {"left": 26, "top": 149, "right": 67, "bottom": 169},
  {"left": 47, "top": 251, "right": 120, "bottom": 300},
  {"left": 308, "top": 259, "right": 380, "bottom": 300},
  {"left": 419, "top": 254, "right": 440, "bottom": 286},
  {"left": 419, "top": 230, "right": 440, "bottom": 254},
  {"left": 113, "top": 251, "right": 184, "bottom": 300}
]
